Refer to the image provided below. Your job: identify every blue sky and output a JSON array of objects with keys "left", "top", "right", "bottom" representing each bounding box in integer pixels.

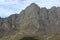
[{"left": 0, "top": 0, "right": 60, "bottom": 17}]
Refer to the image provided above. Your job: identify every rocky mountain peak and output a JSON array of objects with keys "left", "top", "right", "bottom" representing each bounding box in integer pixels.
[
  {"left": 25, "top": 3, "right": 39, "bottom": 10},
  {"left": 30, "top": 3, "right": 38, "bottom": 7},
  {"left": 0, "top": 3, "right": 60, "bottom": 36}
]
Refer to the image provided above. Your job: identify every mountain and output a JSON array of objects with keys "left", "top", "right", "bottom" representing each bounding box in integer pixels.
[{"left": 0, "top": 3, "right": 60, "bottom": 39}]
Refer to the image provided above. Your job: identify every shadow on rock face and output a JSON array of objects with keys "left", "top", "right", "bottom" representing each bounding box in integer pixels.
[{"left": 21, "top": 37, "right": 38, "bottom": 40}]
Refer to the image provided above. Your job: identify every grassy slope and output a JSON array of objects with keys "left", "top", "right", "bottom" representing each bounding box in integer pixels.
[{"left": 0, "top": 32, "right": 60, "bottom": 40}]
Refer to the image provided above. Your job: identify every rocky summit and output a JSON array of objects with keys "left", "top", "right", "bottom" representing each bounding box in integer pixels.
[{"left": 0, "top": 3, "right": 60, "bottom": 38}]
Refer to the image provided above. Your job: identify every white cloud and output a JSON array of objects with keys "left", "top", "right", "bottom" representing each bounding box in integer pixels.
[
  {"left": 0, "top": 8, "right": 14, "bottom": 17},
  {"left": 0, "top": 0, "right": 18, "bottom": 4},
  {"left": 0, "top": 0, "right": 22, "bottom": 17},
  {"left": 0, "top": 0, "right": 60, "bottom": 17}
]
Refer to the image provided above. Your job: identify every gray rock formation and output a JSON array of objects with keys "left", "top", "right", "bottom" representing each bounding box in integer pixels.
[{"left": 0, "top": 3, "right": 60, "bottom": 36}]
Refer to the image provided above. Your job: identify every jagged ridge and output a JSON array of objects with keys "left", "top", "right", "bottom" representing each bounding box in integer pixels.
[{"left": 0, "top": 3, "right": 60, "bottom": 36}]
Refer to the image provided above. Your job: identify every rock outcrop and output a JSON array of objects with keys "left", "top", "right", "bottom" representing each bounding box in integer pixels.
[{"left": 0, "top": 3, "right": 60, "bottom": 36}]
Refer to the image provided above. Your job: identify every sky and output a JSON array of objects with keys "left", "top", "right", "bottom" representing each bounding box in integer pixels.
[{"left": 0, "top": 0, "right": 60, "bottom": 18}]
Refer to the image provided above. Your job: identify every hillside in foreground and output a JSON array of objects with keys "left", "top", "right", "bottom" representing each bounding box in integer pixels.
[{"left": 0, "top": 3, "right": 60, "bottom": 40}]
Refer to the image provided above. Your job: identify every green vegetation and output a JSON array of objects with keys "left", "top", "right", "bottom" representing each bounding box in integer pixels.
[
  {"left": 0, "top": 32, "right": 60, "bottom": 40},
  {"left": 0, "top": 34, "right": 44, "bottom": 40},
  {"left": 21, "top": 37, "right": 37, "bottom": 40}
]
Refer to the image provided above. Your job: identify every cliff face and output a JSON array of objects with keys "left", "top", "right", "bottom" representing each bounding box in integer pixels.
[{"left": 0, "top": 3, "right": 60, "bottom": 36}]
